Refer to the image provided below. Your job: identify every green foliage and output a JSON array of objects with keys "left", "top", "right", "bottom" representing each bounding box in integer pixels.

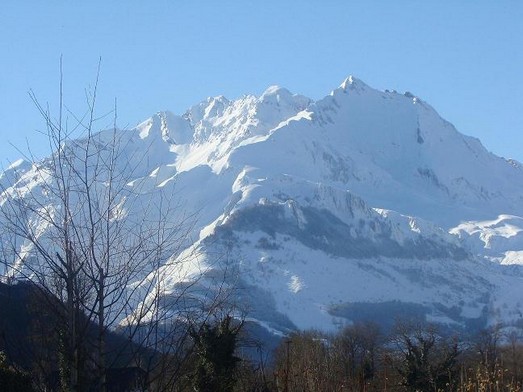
[
  {"left": 394, "top": 324, "right": 459, "bottom": 392},
  {"left": 189, "top": 316, "right": 243, "bottom": 392},
  {"left": 0, "top": 351, "right": 35, "bottom": 392}
]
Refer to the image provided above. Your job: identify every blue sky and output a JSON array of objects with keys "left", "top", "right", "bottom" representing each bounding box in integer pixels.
[{"left": 1, "top": 1, "right": 522, "bottom": 164}]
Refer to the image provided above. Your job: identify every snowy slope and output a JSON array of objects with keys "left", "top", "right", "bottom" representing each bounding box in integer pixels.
[
  {"left": 2, "top": 76, "right": 523, "bottom": 337},
  {"left": 451, "top": 215, "right": 523, "bottom": 265}
]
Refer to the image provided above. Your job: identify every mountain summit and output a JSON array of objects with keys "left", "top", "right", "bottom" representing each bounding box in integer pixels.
[{"left": 2, "top": 76, "right": 523, "bottom": 337}]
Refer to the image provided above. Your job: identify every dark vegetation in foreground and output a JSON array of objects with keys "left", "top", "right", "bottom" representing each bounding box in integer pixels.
[{"left": 1, "top": 280, "right": 523, "bottom": 391}]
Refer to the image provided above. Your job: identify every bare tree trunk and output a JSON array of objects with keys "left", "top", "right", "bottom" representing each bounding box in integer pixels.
[
  {"left": 0, "top": 59, "right": 234, "bottom": 391},
  {"left": 98, "top": 267, "right": 106, "bottom": 392}
]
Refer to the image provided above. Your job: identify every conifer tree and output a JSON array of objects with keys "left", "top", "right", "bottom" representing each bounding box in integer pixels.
[{"left": 190, "top": 316, "right": 243, "bottom": 392}]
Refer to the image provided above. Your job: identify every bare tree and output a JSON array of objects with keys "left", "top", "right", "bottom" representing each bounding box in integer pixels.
[
  {"left": 273, "top": 330, "right": 343, "bottom": 392},
  {"left": 473, "top": 323, "right": 503, "bottom": 370},
  {"left": 332, "top": 321, "right": 381, "bottom": 390},
  {"left": 0, "top": 60, "right": 225, "bottom": 391}
]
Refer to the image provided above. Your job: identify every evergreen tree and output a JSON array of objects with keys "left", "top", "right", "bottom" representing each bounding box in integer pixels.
[{"left": 190, "top": 316, "right": 243, "bottom": 392}]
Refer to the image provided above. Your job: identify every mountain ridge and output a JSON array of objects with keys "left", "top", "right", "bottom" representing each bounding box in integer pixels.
[{"left": 2, "top": 76, "right": 523, "bottom": 338}]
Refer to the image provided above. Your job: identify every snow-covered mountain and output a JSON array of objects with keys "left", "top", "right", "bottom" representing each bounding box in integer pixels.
[{"left": 2, "top": 76, "right": 523, "bottom": 337}]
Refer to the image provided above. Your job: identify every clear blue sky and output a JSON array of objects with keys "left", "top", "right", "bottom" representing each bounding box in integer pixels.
[{"left": 1, "top": 1, "right": 522, "bottom": 165}]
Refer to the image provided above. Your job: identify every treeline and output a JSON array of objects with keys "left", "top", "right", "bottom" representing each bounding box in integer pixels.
[
  {"left": 3, "top": 294, "right": 523, "bottom": 392},
  {"left": 239, "top": 321, "right": 523, "bottom": 392}
]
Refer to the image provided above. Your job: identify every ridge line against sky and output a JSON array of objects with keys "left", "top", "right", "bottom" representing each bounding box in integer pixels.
[{"left": 1, "top": 1, "right": 522, "bottom": 165}]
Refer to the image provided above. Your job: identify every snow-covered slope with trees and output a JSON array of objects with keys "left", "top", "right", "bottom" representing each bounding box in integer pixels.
[{"left": 2, "top": 76, "right": 523, "bottom": 337}]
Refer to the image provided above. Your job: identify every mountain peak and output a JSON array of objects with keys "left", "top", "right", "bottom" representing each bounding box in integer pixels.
[
  {"left": 339, "top": 75, "right": 369, "bottom": 91},
  {"left": 3, "top": 75, "right": 523, "bottom": 339},
  {"left": 257, "top": 85, "right": 312, "bottom": 118},
  {"left": 260, "top": 85, "right": 294, "bottom": 104}
]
